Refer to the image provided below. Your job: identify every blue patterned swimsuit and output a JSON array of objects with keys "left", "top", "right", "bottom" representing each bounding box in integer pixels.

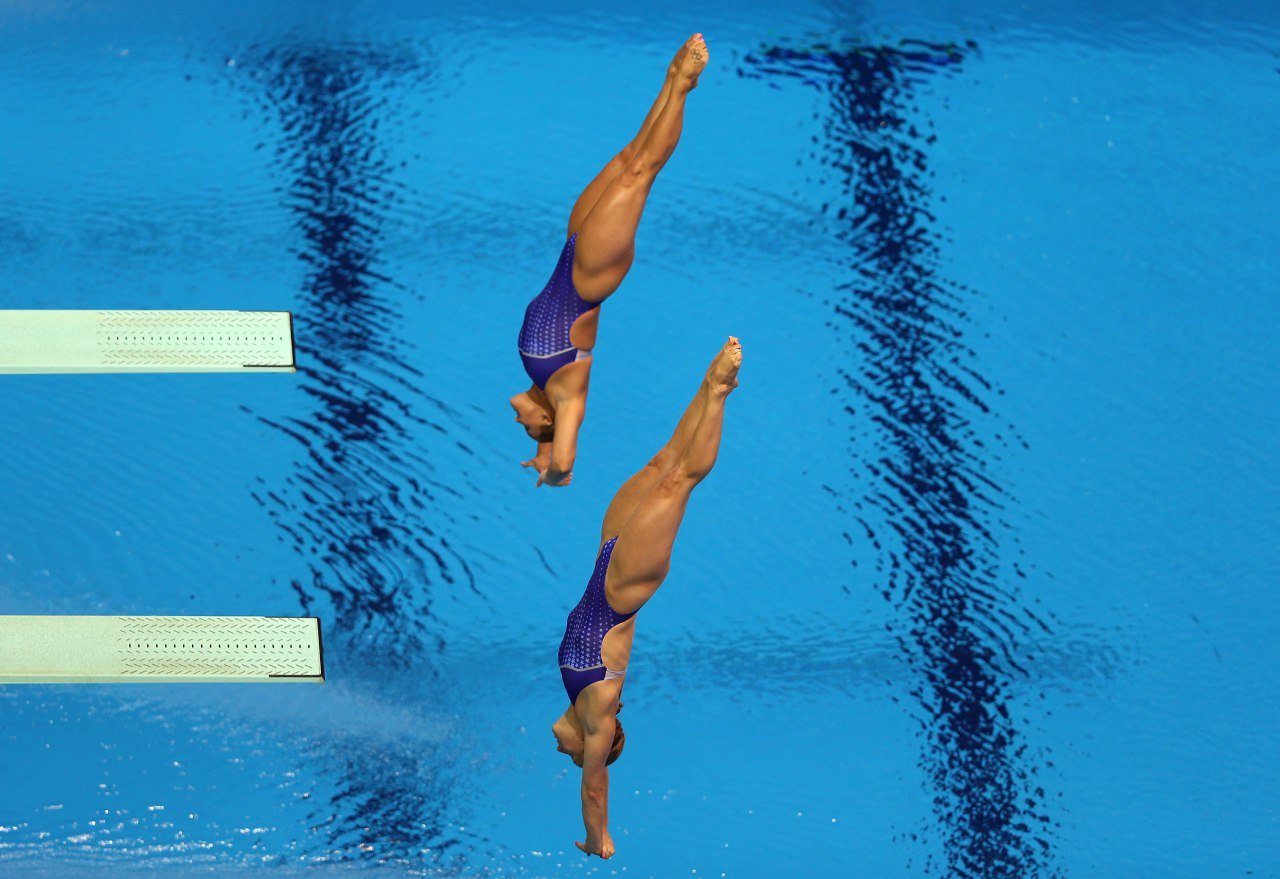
[
  {"left": 517, "top": 234, "right": 599, "bottom": 388},
  {"left": 558, "top": 537, "right": 635, "bottom": 704}
]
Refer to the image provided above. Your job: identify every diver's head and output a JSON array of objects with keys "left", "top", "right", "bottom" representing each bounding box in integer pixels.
[
  {"left": 510, "top": 385, "right": 555, "bottom": 442},
  {"left": 552, "top": 718, "right": 585, "bottom": 766},
  {"left": 552, "top": 705, "right": 626, "bottom": 767}
]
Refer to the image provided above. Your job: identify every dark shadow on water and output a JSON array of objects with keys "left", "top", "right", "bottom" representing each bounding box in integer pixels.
[
  {"left": 742, "top": 38, "right": 1061, "bottom": 878},
  {"left": 225, "top": 39, "right": 484, "bottom": 870},
  {"left": 234, "top": 40, "right": 478, "bottom": 664}
]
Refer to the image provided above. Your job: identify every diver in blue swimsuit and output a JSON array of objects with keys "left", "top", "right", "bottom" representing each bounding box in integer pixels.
[
  {"left": 511, "top": 33, "right": 710, "bottom": 487},
  {"left": 551, "top": 336, "right": 742, "bottom": 860}
]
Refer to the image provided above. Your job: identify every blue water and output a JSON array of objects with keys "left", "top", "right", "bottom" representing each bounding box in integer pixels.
[{"left": 1, "top": 1, "right": 1278, "bottom": 876}]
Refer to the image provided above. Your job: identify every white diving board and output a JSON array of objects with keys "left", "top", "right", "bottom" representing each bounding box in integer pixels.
[
  {"left": 0, "top": 616, "right": 324, "bottom": 683},
  {"left": 0, "top": 310, "right": 296, "bottom": 373}
]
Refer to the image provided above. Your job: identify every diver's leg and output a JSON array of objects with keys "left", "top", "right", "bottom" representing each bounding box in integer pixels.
[
  {"left": 565, "top": 51, "right": 680, "bottom": 239},
  {"left": 606, "top": 337, "right": 739, "bottom": 596},
  {"left": 598, "top": 350, "right": 718, "bottom": 543},
  {"left": 571, "top": 34, "right": 709, "bottom": 303}
]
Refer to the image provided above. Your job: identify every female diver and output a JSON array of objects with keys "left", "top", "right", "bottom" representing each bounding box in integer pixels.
[
  {"left": 512, "top": 34, "right": 710, "bottom": 487},
  {"left": 551, "top": 337, "right": 742, "bottom": 858}
]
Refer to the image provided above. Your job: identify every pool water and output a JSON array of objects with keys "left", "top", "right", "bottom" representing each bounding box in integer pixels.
[{"left": 1, "top": 1, "right": 1277, "bottom": 876}]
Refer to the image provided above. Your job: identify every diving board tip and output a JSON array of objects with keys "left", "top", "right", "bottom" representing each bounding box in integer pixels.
[
  {"left": 0, "top": 615, "right": 324, "bottom": 683},
  {"left": 0, "top": 310, "right": 296, "bottom": 373}
]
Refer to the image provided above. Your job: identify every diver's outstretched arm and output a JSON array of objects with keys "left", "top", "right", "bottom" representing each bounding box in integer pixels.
[
  {"left": 540, "top": 397, "right": 585, "bottom": 487},
  {"left": 576, "top": 716, "right": 616, "bottom": 858}
]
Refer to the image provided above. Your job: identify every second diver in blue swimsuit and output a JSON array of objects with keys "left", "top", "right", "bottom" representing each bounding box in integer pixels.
[{"left": 551, "top": 336, "right": 742, "bottom": 860}]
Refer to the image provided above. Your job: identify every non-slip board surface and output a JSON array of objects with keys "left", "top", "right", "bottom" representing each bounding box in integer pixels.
[
  {"left": 0, "top": 310, "right": 296, "bottom": 373},
  {"left": 0, "top": 616, "right": 324, "bottom": 682}
]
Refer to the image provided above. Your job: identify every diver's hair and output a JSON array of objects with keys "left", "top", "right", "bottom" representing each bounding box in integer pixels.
[
  {"left": 606, "top": 717, "right": 625, "bottom": 766},
  {"left": 525, "top": 385, "right": 556, "bottom": 443}
]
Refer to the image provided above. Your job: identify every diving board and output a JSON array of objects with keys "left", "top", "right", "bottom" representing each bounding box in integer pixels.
[
  {"left": 0, "top": 616, "right": 324, "bottom": 683},
  {"left": 0, "top": 310, "right": 296, "bottom": 373}
]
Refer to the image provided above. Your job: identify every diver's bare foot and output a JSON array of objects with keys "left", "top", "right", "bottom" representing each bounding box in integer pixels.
[
  {"left": 667, "top": 38, "right": 691, "bottom": 79},
  {"left": 708, "top": 336, "right": 741, "bottom": 396},
  {"left": 674, "top": 33, "right": 709, "bottom": 92}
]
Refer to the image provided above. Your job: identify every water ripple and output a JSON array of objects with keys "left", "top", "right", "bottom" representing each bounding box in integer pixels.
[
  {"left": 229, "top": 38, "right": 477, "bottom": 659},
  {"left": 224, "top": 37, "right": 481, "bottom": 869},
  {"left": 743, "top": 36, "right": 1062, "bottom": 877}
]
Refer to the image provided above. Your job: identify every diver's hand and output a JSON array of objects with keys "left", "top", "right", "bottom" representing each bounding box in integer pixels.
[
  {"left": 521, "top": 453, "right": 550, "bottom": 475},
  {"left": 575, "top": 831, "right": 614, "bottom": 859},
  {"left": 538, "top": 467, "right": 572, "bottom": 488},
  {"left": 521, "top": 442, "right": 553, "bottom": 480}
]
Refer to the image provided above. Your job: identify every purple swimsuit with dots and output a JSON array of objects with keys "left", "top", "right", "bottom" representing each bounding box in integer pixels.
[
  {"left": 558, "top": 537, "right": 635, "bottom": 704},
  {"left": 517, "top": 234, "right": 599, "bottom": 389}
]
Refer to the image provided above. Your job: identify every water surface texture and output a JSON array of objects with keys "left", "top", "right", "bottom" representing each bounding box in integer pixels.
[
  {"left": 743, "top": 38, "right": 1058, "bottom": 877},
  {"left": 1, "top": 1, "right": 1278, "bottom": 877}
]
